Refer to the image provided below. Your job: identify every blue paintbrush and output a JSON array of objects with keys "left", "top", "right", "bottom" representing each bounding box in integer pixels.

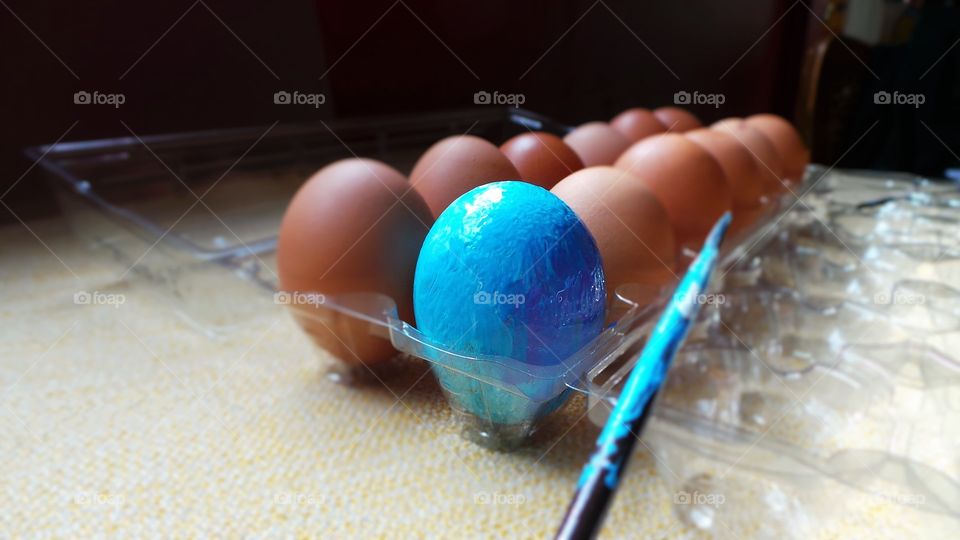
[{"left": 555, "top": 212, "right": 731, "bottom": 540}]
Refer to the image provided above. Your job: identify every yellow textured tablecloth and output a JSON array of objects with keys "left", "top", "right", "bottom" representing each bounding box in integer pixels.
[{"left": 1, "top": 217, "right": 957, "bottom": 539}]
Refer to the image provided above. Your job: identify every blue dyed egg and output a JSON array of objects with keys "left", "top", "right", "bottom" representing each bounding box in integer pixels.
[{"left": 413, "top": 181, "right": 606, "bottom": 425}]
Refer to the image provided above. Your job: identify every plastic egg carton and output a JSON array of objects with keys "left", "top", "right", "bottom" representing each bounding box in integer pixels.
[
  {"left": 587, "top": 170, "right": 960, "bottom": 532},
  {"left": 31, "top": 111, "right": 959, "bottom": 528},
  {"left": 30, "top": 104, "right": 808, "bottom": 443}
]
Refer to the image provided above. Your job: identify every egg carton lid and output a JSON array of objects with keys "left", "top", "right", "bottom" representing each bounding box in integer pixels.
[{"left": 27, "top": 107, "right": 571, "bottom": 263}]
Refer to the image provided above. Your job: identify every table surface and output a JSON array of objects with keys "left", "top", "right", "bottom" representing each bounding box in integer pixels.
[{"left": 2, "top": 211, "right": 958, "bottom": 539}]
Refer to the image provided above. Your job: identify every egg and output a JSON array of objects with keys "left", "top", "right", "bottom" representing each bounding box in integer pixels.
[
  {"left": 551, "top": 167, "right": 676, "bottom": 304},
  {"left": 712, "top": 118, "right": 786, "bottom": 195},
  {"left": 277, "top": 158, "right": 433, "bottom": 365},
  {"left": 733, "top": 205, "right": 771, "bottom": 236},
  {"left": 610, "top": 107, "right": 667, "bottom": 142},
  {"left": 499, "top": 132, "right": 584, "bottom": 189},
  {"left": 410, "top": 135, "right": 520, "bottom": 217},
  {"left": 710, "top": 117, "right": 743, "bottom": 132},
  {"left": 745, "top": 114, "right": 810, "bottom": 183},
  {"left": 563, "top": 122, "right": 633, "bottom": 167},
  {"left": 614, "top": 134, "right": 732, "bottom": 252},
  {"left": 413, "top": 181, "right": 606, "bottom": 425},
  {"left": 653, "top": 106, "right": 703, "bottom": 133},
  {"left": 685, "top": 128, "right": 766, "bottom": 232}
]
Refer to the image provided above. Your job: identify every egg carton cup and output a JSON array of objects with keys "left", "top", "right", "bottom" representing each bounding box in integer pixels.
[
  {"left": 830, "top": 201, "right": 960, "bottom": 261},
  {"left": 281, "top": 284, "right": 665, "bottom": 449},
  {"left": 800, "top": 165, "right": 960, "bottom": 261},
  {"left": 723, "top": 173, "right": 960, "bottom": 306},
  {"left": 808, "top": 166, "right": 960, "bottom": 206},
  {"left": 721, "top": 247, "right": 960, "bottom": 339},
  {"left": 640, "top": 340, "right": 960, "bottom": 531}
]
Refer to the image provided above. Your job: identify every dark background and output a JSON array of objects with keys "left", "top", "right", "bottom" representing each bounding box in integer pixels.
[{"left": 1, "top": 0, "right": 957, "bottom": 223}]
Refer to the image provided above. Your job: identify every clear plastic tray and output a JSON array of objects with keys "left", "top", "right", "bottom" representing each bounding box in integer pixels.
[
  {"left": 31, "top": 112, "right": 960, "bottom": 529},
  {"left": 587, "top": 170, "right": 960, "bottom": 529}
]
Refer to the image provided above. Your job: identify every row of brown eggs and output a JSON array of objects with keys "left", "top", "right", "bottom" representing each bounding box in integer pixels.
[{"left": 276, "top": 106, "right": 809, "bottom": 364}]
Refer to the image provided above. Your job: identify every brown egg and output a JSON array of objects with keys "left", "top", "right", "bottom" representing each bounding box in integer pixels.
[
  {"left": 711, "top": 118, "right": 786, "bottom": 195},
  {"left": 685, "top": 128, "right": 766, "bottom": 231},
  {"left": 499, "top": 132, "right": 584, "bottom": 189},
  {"left": 745, "top": 114, "right": 810, "bottom": 183},
  {"left": 613, "top": 134, "right": 732, "bottom": 252},
  {"left": 552, "top": 167, "right": 676, "bottom": 304},
  {"left": 730, "top": 205, "right": 770, "bottom": 236},
  {"left": 563, "top": 122, "right": 633, "bottom": 167},
  {"left": 410, "top": 135, "right": 520, "bottom": 217},
  {"left": 610, "top": 108, "right": 667, "bottom": 142},
  {"left": 277, "top": 158, "right": 433, "bottom": 365},
  {"left": 654, "top": 107, "right": 703, "bottom": 133},
  {"left": 710, "top": 117, "right": 743, "bottom": 132}
]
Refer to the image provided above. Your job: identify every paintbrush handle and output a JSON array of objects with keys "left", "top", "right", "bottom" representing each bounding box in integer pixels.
[
  {"left": 555, "top": 462, "right": 617, "bottom": 540},
  {"left": 554, "top": 374, "right": 662, "bottom": 540},
  {"left": 554, "top": 212, "right": 731, "bottom": 540},
  {"left": 555, "top": 393, "right": 660, "bottom": 540}
]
